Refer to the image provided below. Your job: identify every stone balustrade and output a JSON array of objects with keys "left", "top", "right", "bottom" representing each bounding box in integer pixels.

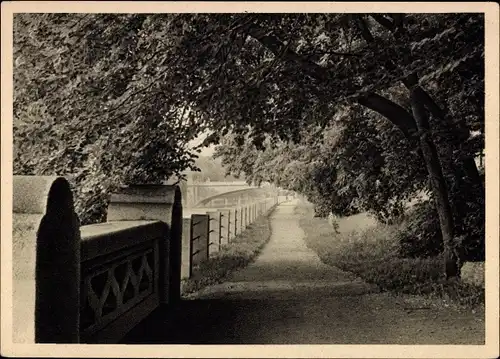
[{"left": 12, "top": 175, "right": 283, "bottom": 344}]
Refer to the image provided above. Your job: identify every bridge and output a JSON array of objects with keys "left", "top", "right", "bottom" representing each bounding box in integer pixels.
[
  {"left": 172, "top": 171, "right": 277, "bottom": 209},
  {"left": 186, "top": 181, "right": 261, "bottom": 208}
]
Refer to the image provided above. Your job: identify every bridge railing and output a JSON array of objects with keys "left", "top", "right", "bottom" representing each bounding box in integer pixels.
[
  {"left": 78, "top": 221, "right": 167, "bottom": 343},
  {"left": 12, "top": 176, "right": 182, "bottom": 344},
  {"left": 12, "top": 176, "right": 287, "bottom": 343}
]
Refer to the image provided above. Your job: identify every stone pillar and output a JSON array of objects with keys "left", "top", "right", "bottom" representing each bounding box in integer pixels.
[
  {"left": 238, "top": 206, "right": 244, "bottom": 231},
  {"left": 34, "top": 177, "right": 81, "bottom": 343},
  {"left": 218, "top": 209, "right": 230, "bottom": 245},
  {"left": 228, "top": 209, "right": 236, "bottom": 241},
  {"left": 191, "top": 214, "right": 210, "bottom": 267},
  {"left": 247, "top": 205, "right": 251, "bottom": 225},
  {"left": 234, "top": 208, "right": 239, "bottom": 236},
  {"left": 206, "top": 210, "right": 220, "bottom": 255},
  {"left": 107, "top": 184, "right": 182, "bottom": 305}
]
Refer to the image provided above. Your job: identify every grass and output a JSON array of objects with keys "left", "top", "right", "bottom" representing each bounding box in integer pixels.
[
  {"left": 296, "top": 202, "right": 484, "bottom": 309},
  {"left": 181, "top": 209, "right": 274, "bottom": 296}
]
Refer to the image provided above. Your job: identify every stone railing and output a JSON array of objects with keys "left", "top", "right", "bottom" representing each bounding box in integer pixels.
[
  {"left": 12, "top": 176, "right": 182, "bottom": 344},
  {"left": 12, "top": 175, "right": 284, "bottom": 344}
]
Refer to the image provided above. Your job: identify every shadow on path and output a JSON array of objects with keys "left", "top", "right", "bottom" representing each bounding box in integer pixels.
[{"left": 121, "top": 200, "right": 484, "bottom": 345}]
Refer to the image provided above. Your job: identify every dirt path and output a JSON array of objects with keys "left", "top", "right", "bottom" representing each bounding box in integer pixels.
[{"left": 123, "top": 200, "right": 484, "bottom": 344}]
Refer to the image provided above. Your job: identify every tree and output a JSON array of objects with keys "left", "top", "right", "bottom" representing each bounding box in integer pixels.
[
  {"left": 14, "top": 14, "right": 202, "bottom": 223},
  {"left": 214, "top": 103, "right": 428, "bottom": 222},
  {"left": 14, "top": 13, "right": 484, "bottom": 277}
]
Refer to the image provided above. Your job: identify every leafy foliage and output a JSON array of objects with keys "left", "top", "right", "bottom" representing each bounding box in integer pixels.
[
  {"left": 13, "top": 10, "right": 484, "bottom": 258},
  {"left": 14, "top": 14, "right": 201, "bottom": 223},
  {"left": 397, "top": 201, "right": 443, "bottom": 258},
  {"left": 214, "top": 102, "right": 427, "bottom": 222}
]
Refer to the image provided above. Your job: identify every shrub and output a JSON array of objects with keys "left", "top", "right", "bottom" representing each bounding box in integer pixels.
[
  {"left": 298, "top": 202, "right": 484, "bottom": 309},
  {"left": 396, "top": 201, "right": 444, "bottom": 258}
]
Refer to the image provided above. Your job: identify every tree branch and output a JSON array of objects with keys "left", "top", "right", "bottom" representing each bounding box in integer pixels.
[
  {"left": 304, "top": 50, "right": 363, "bottom": 58},
  {"left": 370, "top": 14, "right": 395, "bottom": 31},
  {"left": 246, "top": 22, "right": 329, "bottom": 82},
  {"left": 358, "top": 93, "right": 418, "bottom": 141},
  {"left": 243, "top": 19, "right": 421, "bottom": 148},
  {"left": 391, "top": 14, "right": 405, "bottom": 29},
  {"left": 354, "top": 15, "right": 374, "bottom": 44}
]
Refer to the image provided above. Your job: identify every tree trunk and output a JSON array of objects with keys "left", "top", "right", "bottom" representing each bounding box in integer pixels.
[
  {"left": 411, "top": 85, "right": 484, "bottom": 193},
  {"left": 410, "top": 89, "right": 460, "bottom": 278},
  {"left": 245, "top": 22, "right": 473, "bottom": 274}
]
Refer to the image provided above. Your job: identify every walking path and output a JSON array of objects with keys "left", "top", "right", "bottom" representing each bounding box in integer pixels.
[
  {"left": 122, "top": 200, "right": 484, "bottom": 344},
  {"left": 190, "top": 199, "right": 377, "bottom": 300}
]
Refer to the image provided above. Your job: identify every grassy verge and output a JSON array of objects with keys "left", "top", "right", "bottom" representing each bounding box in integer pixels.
[
  {"left": 181, "top": 209, "right": 274, "bottom": 296},
  {"left": 296, "top": 202, "right": 484, "bottom": 309}
]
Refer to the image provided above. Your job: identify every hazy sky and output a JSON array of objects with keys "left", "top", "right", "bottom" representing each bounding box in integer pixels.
[
  {"left": 200, "top": 145, "right": 215, "bottom": 157},
  {"left": 188, "top": 133, "right": 215, "bottom": 157}
]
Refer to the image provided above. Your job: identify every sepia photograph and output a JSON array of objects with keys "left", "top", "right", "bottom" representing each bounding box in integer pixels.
[{"left": 1, "top": 2, "right": 499, "bottom": 358}]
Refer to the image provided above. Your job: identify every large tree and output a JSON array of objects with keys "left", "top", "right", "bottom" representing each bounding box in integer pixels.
[{"left": 14, "top": 13, "right": 484, "bottom": 276}]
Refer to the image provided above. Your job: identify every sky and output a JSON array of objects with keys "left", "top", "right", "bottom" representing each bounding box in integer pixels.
[{"left": 188, "top": 132, "right": 215, "bottom": 157}]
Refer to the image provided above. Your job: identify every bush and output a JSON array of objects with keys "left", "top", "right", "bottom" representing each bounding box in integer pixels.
[
  {"left": 397, "top": 201, "right": 443, "bottom": 258},
  {"left": 396, "top": 198, "right": 485, "bottom": 261},
  {"left": 298, "top": 203, "right": 484, "bottom": 309}
]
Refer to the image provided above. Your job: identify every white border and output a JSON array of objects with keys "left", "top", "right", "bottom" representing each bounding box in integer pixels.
[{"left": 1, "top": 2, "right": 498, "bottom": 358}]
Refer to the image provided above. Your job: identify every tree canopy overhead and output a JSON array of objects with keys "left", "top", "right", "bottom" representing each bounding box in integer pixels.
[
  {"left": 14, "top": 13, "right": 485, "bottom": 277},
  {"left": 15, "top": 13, "right": 483, "bottom": 146}
]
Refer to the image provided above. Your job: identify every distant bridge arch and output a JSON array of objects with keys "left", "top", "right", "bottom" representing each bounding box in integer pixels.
[{"left": 194, "top": 187, "right": 272, "bottom": 208}]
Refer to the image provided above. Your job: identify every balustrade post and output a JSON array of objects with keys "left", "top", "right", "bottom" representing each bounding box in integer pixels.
[
  {"left": 229, "top": 209, "right": 236, "bottom": 241},
  {"left": 218, "top": 209, "right": 230, "bottom": 245},
  {"left": 234, "top": 208, "right": 239, "bottom": 236},
  {"left": 107, "top": 185, "right": 182, "bottom": 305},
  {"left": 191, "top": 214, "right": 210, "bottom": 266},
  {"left": 240, "top": 207, "right": 244, "bottom": 232},
  {"left": 218, "top": 211, "right": 223, "bottom": 251},
  {"left": 227, "top": 210, "right": 232, "bottom": 242},
  {"left": 206, "top": 210, "right": 219, "bottom": 255},
  {"left": 181, "top": 217, "right": 192, "bottom": 279},
  {"left": 35, "top": 177, "right": 80, "bottom": 343}
]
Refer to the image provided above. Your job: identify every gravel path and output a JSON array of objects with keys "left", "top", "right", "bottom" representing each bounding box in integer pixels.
[{"left": 123, "top": 200, "right": 484, "bottom": 344}]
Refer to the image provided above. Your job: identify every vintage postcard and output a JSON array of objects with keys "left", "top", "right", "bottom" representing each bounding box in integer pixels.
[{"left": 1, "top": 2, "right": 498, "bottom": 358}]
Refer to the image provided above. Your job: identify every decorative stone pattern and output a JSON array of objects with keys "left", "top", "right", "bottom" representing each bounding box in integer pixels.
[{"left": 80, "top": 240, "right": 158, "bottom": 341}]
